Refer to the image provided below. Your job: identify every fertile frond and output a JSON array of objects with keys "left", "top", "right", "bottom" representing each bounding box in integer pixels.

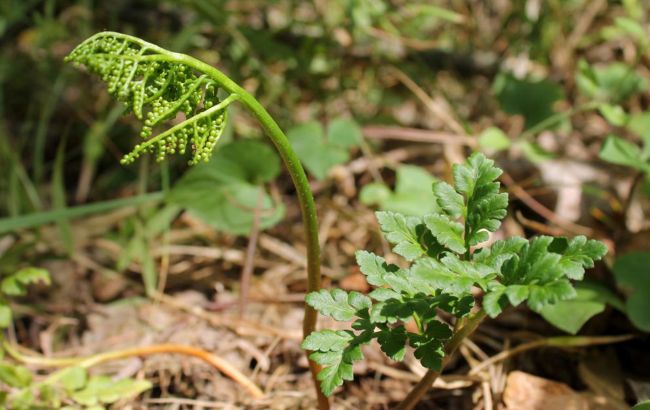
[{"left": 66, "top": 31, "right": 238, "bottom": 165}]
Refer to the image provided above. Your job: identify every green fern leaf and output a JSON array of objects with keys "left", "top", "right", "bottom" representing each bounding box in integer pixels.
[
  {"left": 375, "top": 211, "right": 426, "bottom": 260},
  {"left": 66, "top": 32, "right": 237, "bottom": 165},
  {"left": 452, "top": 153, "right": 508, "bottom": 245},
  {"left": 305, "top": 289, "right": 371, "bottom": 321}
]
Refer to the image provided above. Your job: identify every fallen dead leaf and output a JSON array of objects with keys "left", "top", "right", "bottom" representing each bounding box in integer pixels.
[{"left": 503, "top": 371, "right": 621, "bottom": 410}]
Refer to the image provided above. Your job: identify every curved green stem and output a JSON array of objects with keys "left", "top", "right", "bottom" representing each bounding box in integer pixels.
[
  {"left": 70, "top": 32, "right": 327, "bottom": 408},
  {"left": 150, "top": 41, "right": 326, "bottom": 409}
]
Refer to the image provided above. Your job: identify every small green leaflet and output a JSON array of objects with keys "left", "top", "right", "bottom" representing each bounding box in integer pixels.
[
  {"left": 302, "top": 330, "right": 354, "bottom": 352},
  {"left": 483, "top": 236, "right": 606, "bottom": 317},
  {"left": 410, "top": 321, "right": 452, "bottom": 370},
  {"left": 70, "top": 376, "right": 152, "bottom": 406},
  {"left": 473, "top": 237, "right": 527, "bottom": 271},
  {"left": 432, "top": 181, "right": 464, "bottom": 219},
  {"left": 411, "top": 257, "right": 479, "bottom": 296},
  {"left": 552, "top": 236, "right": 608, "bottom": 280},
  {"left": 355, "top": 250, "right": 396, "bottom": 287},
  {"left": 599, "top": 135, "right": 650, "bottom": 173},
  {"left": 423, "top": 214, "right": 465, "bottom": 254},
  {"left": 377, "top": 326, "right": 408, "bottom": 361},
  {"left": 375, "top": 211, "right": 426, "bottom": 261},
  {"left": 302, "top": 329, "right": 367, "bottom": 396},
  {"left": 305, "top": 289, "right": 371, "bottom": 321},
  {"left": 1, "top": 267, "right": 50, "bottom": 296}
]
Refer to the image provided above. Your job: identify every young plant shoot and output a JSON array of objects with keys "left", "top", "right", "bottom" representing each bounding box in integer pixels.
[
  {"left": 302, "top": 153, "right": 607, "bottom": 409},
  {"left": 65, "top": 31, "right": 327, "bottom": 409},
  {"left": 65, "top": 31, "right": 608, "bottom": 410}
]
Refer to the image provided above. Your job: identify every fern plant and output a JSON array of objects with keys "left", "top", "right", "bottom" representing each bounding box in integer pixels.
[
  {"left": 303, "top": 153, "right": 607, "bottom": 409},
  {"left": 66, "top": 31, "right": 328, "bottom": 409}
]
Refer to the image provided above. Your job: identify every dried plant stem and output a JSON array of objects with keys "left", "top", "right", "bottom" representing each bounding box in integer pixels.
[
  {"left": 469, "top": 334, "right": 634, "bottom": 375},
  {"left": 4, "top": 341, "right": 264, "bottom": 399},
  {"left": 396, "top": 309, "right": 487, "bottom": 410}
]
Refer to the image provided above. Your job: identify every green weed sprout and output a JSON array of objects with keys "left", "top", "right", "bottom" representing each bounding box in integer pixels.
[
  {"left": 303, "top": 153, "right": 607, "bottom": 409},
  {"left": 65, "top": 31, "right": 327, "bottom": 409}
]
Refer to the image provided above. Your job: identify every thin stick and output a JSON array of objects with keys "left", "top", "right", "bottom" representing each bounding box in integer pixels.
[
  {"left": 4, "top": 341, "right": 264, "bottom": 399},
  {"left": 469, "top": 334, "right": 634, "bottom": 376},
  {"left": 239, "top": 187, "right": 264, "bottom": 317},
  {"left": 363, "top": 126, "right": 476, "bottom": 147},
  {"left": 501, "top": 171, "right": 593, "bottom": 236}
]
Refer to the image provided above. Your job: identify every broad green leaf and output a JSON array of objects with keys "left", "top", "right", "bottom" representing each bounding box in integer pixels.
[
  {"left": 626, "top": 112, "right": 650, "bottom": 159},
  {"left": 432, "top": 181, "right": 464, "bottom": 219},
  {"left": 614, "top": 17, "right": 648, "bottom": 46},
  {"left": 305, "top": 289, "right": 371, "bottom": 321},
  {"left": 359, "top": 183, "right": 391, "bottom": 206},
  {"left": 0, "top": 304, "right": 11, "bottom": 328},
  {"left": 376, "top": 211, "right": 426, "bottom": 260},
  {"left": 71, "top": 376, "right": 152, "bottom": 406},
  {"left": 598, "top": 104, "right": 628, "bottom": 127},
  {"left": 478, "top": 127, "right": 511, "bottom": 152},
  {"left": 167, "top": 142, "right": 285, "bottom": 235},
  {"left": 361, "top": 166, "right": 439, "bottom": 217},
  {"left": 217, "top": 139, "right": 280, "bottom": 183},
  {"left": 599, "top": 135, "right": 649, "bottom": 172},
  {"left": 0, "top": 363, "right": 32, "bottom": 388},
  {"left": 302, "top": 330, "right": 354, "bottom": 352},
  {"left": 8, "top": 388, "right": 34, "bottom": 409},
  {"left": 327, "top": 117, "right": 363, "bottom": 149},
  {"left": 518, "top": 141, "right": 555, "bottom": 164},
  {"left": 577, "top": 61, "right": 646, "bottom": 103},
  {"left": 539, "top": 286, "right": 608, "bottom": 334},
  {"left": 288, "top": 121, "right": 354, "bottom": 180},
  {"left": 423, "top": 214, "right": 465, "bottom": 254},
  {"left": 493, "top": 73, "right": 564, "bottom": 129},
  {"left": 613, "top": 252, "right": 650, "bottom": 331},
  {"left": 58, "top": 366, "right": 87, "bottom": 391}
]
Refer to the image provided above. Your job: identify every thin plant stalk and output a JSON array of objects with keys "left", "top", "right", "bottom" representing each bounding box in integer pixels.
[
  {"left": 72, "top": 32, "right": 327, "bottom": 408},
  {"left": 3, "top": 341, "right": 264, "bottom": 399},
  {"left": 396, "top": 309, "right": 487, "bottom": 410}
]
